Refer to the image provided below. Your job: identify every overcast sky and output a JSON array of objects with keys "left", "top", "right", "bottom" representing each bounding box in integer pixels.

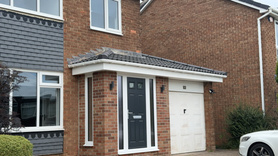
[{"left": 254, "top": 0, "right": 278, "bottom": 8}]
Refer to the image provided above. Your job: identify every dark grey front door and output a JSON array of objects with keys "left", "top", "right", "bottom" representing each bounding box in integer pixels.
[{"left": 127, "top": 77, "right": 147, "bottom": 149}]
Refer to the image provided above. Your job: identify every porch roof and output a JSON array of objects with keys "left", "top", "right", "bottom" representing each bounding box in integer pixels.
[{"left": 68, "top": 47, "right": 227, "bottom": 82}]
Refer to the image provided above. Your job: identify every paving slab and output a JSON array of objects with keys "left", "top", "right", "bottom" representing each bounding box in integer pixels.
[{"left": 173, "top": 149, "right": 239, "bottom": 156}]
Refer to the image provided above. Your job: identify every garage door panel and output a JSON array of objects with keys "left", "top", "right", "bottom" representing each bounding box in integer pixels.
[{"left": 170, "top": 91, "right": 205, "bottom": 154}]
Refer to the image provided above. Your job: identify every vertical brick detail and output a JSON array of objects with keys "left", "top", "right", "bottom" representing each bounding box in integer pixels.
[
  {"left": 204, "top": 82, "right": 216, "bottom": 151},
  {"left": 155, "top": 77, "right": 171, "bottom": 155}
]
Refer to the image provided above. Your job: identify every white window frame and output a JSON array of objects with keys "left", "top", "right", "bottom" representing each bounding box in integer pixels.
[
  {"left": 118, "top": 73, "right": 158, "bottom": 155},
  {"left": 0, "top": 0, "right": 63, "bottom": 20},
  {"left": 90, "top": 0, "right": 122, "bottom": 36},
  {"left": 9, "top": 69, "right": 64, "bottom": 132},
  {"left": 275, "top": 21, "right": 278, "bottom": 59},
  {"left": 84, "top": 73, "right": 94, "bottom": 146}
]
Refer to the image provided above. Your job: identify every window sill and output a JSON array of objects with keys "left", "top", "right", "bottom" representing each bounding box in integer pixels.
[
  {"left": 83, "top": 142, "right": 94, "bottom": 147},
  {"left": 9, "top": 126, "right": 64, "bottom": 133},
  {"left": 118, "top": 147, "right": 159, "bottom": 155},
  {"left": 90, "top": 26, "right": 123, "bottom": 36}
]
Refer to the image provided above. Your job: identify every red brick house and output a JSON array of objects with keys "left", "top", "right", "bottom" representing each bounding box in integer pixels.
[
  {"left": 64, "top": 0, "right": 226, "bottom": 156},
  {"left": 140, "top": 0, "right": 278, "bottom": 148},
  {"left": 0, "top": 0, "right": 225, "bottom": 155}
]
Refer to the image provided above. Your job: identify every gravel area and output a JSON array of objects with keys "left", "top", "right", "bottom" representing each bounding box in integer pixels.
[{"left": 173, "top": 149, "right": 239, "bottom": 156}]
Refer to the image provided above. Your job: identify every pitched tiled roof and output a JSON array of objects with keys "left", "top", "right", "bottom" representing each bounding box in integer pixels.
[
  {"left": 236, "top": 0, "right": 269, "bottom": 9},
  {"left": 68, "top": 47, "right": 227, "bottom": 76}
]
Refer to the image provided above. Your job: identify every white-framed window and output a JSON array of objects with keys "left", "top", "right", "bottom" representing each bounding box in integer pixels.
[
  {"left": 84, "top": 74, "right": 94, "bottom": 146},
  {"left": 275, "top": 21, "right": 278, "bottom": 59},
  {"left": 0, "top": 0, "right": 63, "bottom": 20},
  {"left": 10, "top": 69, "right": 63, "bottom": 132},
  {"left": 117, "top": 74, "right": 158, "bottom": 155},
  {"left": 90, "top": 0, "right": 122, "bottom": 35}
]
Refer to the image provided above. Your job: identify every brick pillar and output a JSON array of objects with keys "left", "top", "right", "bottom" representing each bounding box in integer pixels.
[
  {"left": 93, "top": 71, "right": 118, "bottom": 155},
  {"left": 156, "top": 77, "right": 171, "bottom": 155},
  {"left": 204, "top": 82, "right": 216, "bottom": 151}
]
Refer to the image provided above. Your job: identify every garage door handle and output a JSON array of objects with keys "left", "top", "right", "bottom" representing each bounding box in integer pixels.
[{"left": 184, "top": 109, "right": 186, "bottom": 114}]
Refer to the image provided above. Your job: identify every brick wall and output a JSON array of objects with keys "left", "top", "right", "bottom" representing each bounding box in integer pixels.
[
  {"left": 140, "top": 0, "right": 278, "bottom": 146},
  {"left": 63, "top": 0, "right": 141, "bottom": 155}
]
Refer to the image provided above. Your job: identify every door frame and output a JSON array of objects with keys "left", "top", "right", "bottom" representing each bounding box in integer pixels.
[{"left": 118, "top": 73, "right": 158, "bottom": 155}]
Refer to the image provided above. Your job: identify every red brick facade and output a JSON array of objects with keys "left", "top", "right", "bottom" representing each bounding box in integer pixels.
[
  {"left": 140, "top": 0, "right": 278, "bottom": 146},
  {"left": 63, "top": 0, "right": 142, "bottom": 155},
  {"left": 62, "top": 0, "right": 229, "bottom": 155}
]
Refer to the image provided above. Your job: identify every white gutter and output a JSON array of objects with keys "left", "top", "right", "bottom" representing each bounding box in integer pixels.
[
  {"left": 230, "top": 0, "right": 268, "bottom": 13},
  {"left": 68, "top": 59, "right": 227, "bottom": 78},
  {"left": 140, "top": 0, "right": 153, "bottom": 13}
]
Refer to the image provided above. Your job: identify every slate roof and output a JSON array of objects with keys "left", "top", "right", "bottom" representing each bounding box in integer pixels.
[
  {"left": 236, "top": 0, "right": 269, "bottom": 9},
  {"left": 68, "top": 47, "right": 227, "bottom": 76}
]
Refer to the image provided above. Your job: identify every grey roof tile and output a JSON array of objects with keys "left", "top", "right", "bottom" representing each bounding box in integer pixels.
[{"left": 68, "top": 47, "right": 227, "bottom": 76}]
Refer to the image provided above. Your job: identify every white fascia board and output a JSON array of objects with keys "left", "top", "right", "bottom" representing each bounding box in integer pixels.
[
  {"left": 230, "top": 0, "right": 268, "bottom": 13},
  {"left": 69, "top": 60, "right": 226, "bottom": 83}
]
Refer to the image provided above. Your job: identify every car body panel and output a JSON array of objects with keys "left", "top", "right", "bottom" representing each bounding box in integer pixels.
[{"left": 239, "top": 130, "right": 278, "bottom": 156}]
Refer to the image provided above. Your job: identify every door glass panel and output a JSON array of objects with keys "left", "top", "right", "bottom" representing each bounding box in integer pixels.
[
  {"left": 13, "top": 72, "right": 37, "bottom": 127},
  {"left": 108, "top": 0, "right": 119, "bottom": 30},
  {"left": 87, "top": 77, "right": 93, "bottom": 141},
  {"left": 138, "top": 83, "right": 143, "bottom": 89},
  {"left": 14, "top": 0, "right": 37, "bottom": 11},
  {"left": 0, "top": 0, "right": 10, "bottom": 5},
  {"left": 40, "top": 88, "right": 60, "bottom": 126},
  {"left": 40, "top": 0, "right": 59, "bottom": 16},
  {"left": 42, "top": 75, "right": 59, "bottom": 84},
  {"left": 129, "top": 82, "right": 134, "bottom": 89},
  {"left": 91, "top": 0, "right": 105, "bottom": 28},
  {"left": 149, "top": 79, "right": 155, "bottom": 146},
  {"left": 118, "top": 76, "right": 123, "bottom": 149}
]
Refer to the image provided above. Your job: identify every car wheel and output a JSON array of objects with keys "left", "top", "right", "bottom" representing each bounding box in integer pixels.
[{"left": 248, "top": 143, "right": 274, "bottom": 156}]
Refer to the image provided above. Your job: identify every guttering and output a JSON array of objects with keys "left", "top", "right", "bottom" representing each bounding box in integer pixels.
[
  {"left": 257, "top": 8, "right": 278, "bottom": 115},
  {"left": 68, "top": 59, "right": 227, "bottom": 78},
  {"left": 230, "top": 0, "right": 268, "bottom": 13},
  {"left": 140, "top": 0, "right": 153, "bottom": 13}
]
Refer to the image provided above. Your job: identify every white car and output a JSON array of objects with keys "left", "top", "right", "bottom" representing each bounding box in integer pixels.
[{"left": 239, "top": 130, "right": 278, "bottom": 156}]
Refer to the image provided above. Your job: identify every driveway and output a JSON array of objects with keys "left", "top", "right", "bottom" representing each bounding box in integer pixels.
[{"left": 173, "top": 149, "right": 239, "bottom": 156}]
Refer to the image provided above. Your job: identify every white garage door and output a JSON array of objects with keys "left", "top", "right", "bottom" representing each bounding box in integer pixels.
[{"left": 169, "top": 80, "right": 206, "bottom": 154}]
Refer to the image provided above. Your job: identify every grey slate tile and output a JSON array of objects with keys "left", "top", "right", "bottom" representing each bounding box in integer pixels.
[{"left": 68, "top": 48, "right": 227, "bottom": 76}]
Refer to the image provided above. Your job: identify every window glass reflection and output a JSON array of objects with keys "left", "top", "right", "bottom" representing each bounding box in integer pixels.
[
  {"left": 108, "top": 0, "right": 119, "bottom": 29},
  {"left": 91, "top": 0, "right": 105, "bottom": 28},
  {"left": 13, "top": 72, "right": 37, "bottom": 127},
  {"left": 40, "top": 0, "right": 59, "bottom": 16},
  {"left": 14, "top": 0, "right": 37, "bottom": 11},
  {"left": 40, "top": 88, "right": 60, "bottom": 126},
  {"left": 42, "top": 75, "right": 59, "bottom": 84},
  {"left": 0, "top": 0, "right": 10, "bottom": 5}
]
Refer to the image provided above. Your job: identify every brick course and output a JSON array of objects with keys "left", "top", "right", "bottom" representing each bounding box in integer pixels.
[{"left": 140, "top": 0, "right": 278, "bottom": 146}]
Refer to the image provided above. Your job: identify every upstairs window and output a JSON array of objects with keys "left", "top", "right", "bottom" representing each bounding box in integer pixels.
[
  {"left": 0, "top": 0, "right": 62, "bottom": 20},
  {"left": 90, "top": 0, "right": 122, "bottom": 35}
]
